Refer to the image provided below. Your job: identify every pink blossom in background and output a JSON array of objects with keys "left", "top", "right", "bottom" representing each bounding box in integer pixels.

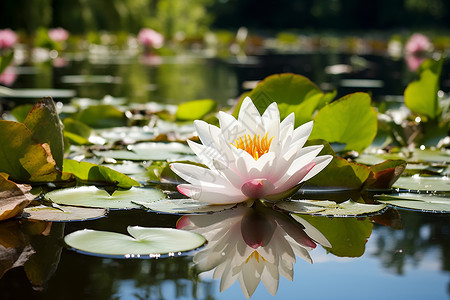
[
  {"left": 48, "top": 28, "right": 69, "bottom": 42},
  {"left": 138, "top": 28, "right": 164, "bottom": 48},
  {"left": 0, "top": 29, "right": 18, "bottom": 49},
  {"left": 405, "top": 33, "right": 432, "bottom": 55},
  {"left": 0, "top": 67, "right": 17, "bottom": 86},
  {"left": 405, "top": 33, "right": 433, "bottom": 71}
]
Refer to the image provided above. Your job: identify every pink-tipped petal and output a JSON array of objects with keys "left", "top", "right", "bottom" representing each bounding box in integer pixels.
[{"left": 241, "top": 178, "right": 275, "bottom": 199}]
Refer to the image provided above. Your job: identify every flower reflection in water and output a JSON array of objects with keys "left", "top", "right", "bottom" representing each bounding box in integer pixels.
[{"left": 177, "top": 202, "right": 331, "bottom": 298}]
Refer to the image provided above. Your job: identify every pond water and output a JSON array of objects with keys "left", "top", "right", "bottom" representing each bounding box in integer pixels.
[{"left": 0, "top": 51, "right": 449, "bottom": 300}]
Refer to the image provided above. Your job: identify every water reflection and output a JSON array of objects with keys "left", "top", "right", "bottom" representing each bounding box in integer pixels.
[{"left": 177, "top": 202, "right": 331, "bottom": 298}]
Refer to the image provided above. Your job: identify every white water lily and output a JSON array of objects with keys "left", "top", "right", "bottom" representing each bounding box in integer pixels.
[
  {"left": 177, "top": 205, "right": 331, "bottom": 298},
  {"left": 170, "top": 97, "right": 332, "bottom": 204}
]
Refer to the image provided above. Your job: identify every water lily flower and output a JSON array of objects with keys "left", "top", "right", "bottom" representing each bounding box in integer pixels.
[
  {"left": 0, "top": 29, "right": 18, "bottom": 49},
  {"left": 170, "top": 97, "right": 332, "bottom": 204},
  {"left": 178, "top": 205, "right": 331, "bottom": 298},
  {"left": 137, "top": 28, "right": 164, "bottom": 49},
  {"left": 48, "top": 28, "right": 69, "bottom": 43},
  {"left": 405, "top": 33, "right": 433, "bottom": 71}
]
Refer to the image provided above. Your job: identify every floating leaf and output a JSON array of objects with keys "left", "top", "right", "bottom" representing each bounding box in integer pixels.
[
  {"left": 0, "top": 173, "right": 35, "bottom": 221},
  {"left": 24, "top": 97, "right": 65, "bottom": 170},
  {"left": 97, "top": 126, "right": 154, "bottom": 143},
  {"left": 276, "top": 199, "right": 385, "bottom": 217},
  {"left": 363, "top": 160, "right": 407, "bottom": 190},
  {"left": 175, "top": 99, "right": 217, "bottom": 121},
  {"left": 236, "top": 73, "right": 335, "bottom": 126},
  {"left": 74, "top": 105, "right": 126, "bottom": 128},
  {"left": 21, "top": 204, "right": 107, "bottom": 222},
  {"left": 303, "top": 140, "right": 371, "bottom": 190},
  {"left": 63, "top": 118, "right": 92, "bottom": 145},
  {"left": 310, "top": 92, "right": 378, "bottom": 153},
  {"left": 0, "top": 121, "right": 68, "bottom": 183},
  {"left": 293, "top": 214, "right": 373, "bottom": 257},
  {"left": 134, "top": 198, "right": 235, "bottom": 214},
  {"left": 404, "top": 58, "right": 443, "bottom": 119},
  {"left": 11, "top": 104, "right": 34, "bottom": 123},
  {"left": 64, "top": 226, "right": 206, "bottom": 258},
  {"left": 0, "top": 51, "right": 14, "bottom": 75},
  {"left": 63, "top": 159, "right": 140, "bottom": 188},
  {"left": 375, "top": 193, "right": 450, "bottom": 213},
  {"left": 393, "top": 176, "right": 450, "bottom": 192},
  {"left": 45, "top": 186, "right": 164, "bottom": 209},
  {"left": 93, "top": 142, "right": 193, "bottom": 161}
]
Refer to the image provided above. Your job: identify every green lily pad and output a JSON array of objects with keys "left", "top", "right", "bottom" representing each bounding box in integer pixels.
[
  {"left": 393, "top": 176, "right": 450, "bottom": 192},
  {"left": 93, "top": 142, "right": 193, "bottom": 161},
  {"left": 237, "top": 73, "right": 335, "bottom": 126},
  {"left": 310, "top": 92, "right": 378, "bottom": 153},
  {"left": 63, "top": 159, "right": 140, "bottom": 188},
  {"left": 134, "top": 198, "right": 235, "bottom": 214},
  {"left": 175, "top": 99, "right": 217, "bottom": 121},
  {"left": 24, "top": 97, "right": 65, "bottom": 170},
  {"left": 0, "top": 120, "right": 68, "bottom": 183},
  {"left": 97, "top": 126, "right": 155, "bottom": 143},
  {"left": 64, "top": 226, "right": 206, "bottom": 258},
  {"left": 45, "top": 186, "right": 164, "bottom": 209},
  {"left": 21, "top": 204, "right": 107, "bottom": 222},
  {"left": 404, "top": 58, "right": 443, "bottom": 119},
  {"left": 293, "top": 215, "right": 373, "bottom": 257},
  {"left": 276, "top": 199, "right": 386, "bottom": 217},
  {"left": 74, "top": 104, "right": 126, "bottom": 128},
  {"left": 375, "top": 193, "right": 450, "bottom": 213}
]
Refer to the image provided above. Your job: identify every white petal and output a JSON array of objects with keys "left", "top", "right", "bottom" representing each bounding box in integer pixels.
[
  {"left": 218, "top": 111, "right": 243, "bottom": 142},
  {"left": 186, "top": 140, "right": 226, "bottom": 170},
  {"left": 273, "top": 145, "right": 324, "bottom": 186},
  {"left": 170, "top": 163, "right": 229, "bottom": 187},
  {"left": 177, "top": 184, "right": 247, "bottom": 204},
  {"left": 261, "top": 262, "right": 280, "bottom": 296},
  {"left": 194, "top": 120, "right": 219, "bottom": 149},
  {"left": 291, "top": 121, "right": 313, "bottom": 148},
  {"left": 292, "top": 215, "right": 332, "bottom": 248},
  {"left": 238, "top": 97, "right": 264, "bottom": 136},
  {"left": 301, "top": 155, "right": 333, "bottom": 182}
]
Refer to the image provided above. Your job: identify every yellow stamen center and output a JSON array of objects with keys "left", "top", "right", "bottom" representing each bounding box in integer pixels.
[
  {"left": 245, "top": 251, "right": 267, "bottom": 263},
  {"left": 231, "top": 133, "right": 274, "bottom": 160}
]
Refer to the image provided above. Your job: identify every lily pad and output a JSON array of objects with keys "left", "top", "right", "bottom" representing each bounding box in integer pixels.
[
  {"left": 93, "top": 142, "right": 193, "bottom": 161},
  {"left": 175, "top": 99, "right": 217, "bottom": 121},
  {"left": 64, "top": 226, "right": 206, "bottom": 258},
  {"left": 0, "top": 120, "right": 68, "bottom": 183},
  {"left": 0, "top": 173, "right": 35, "bottom": 221},
  {"left": 293, "top": 214, "right": 373, "bottom": 257},
  {"left": 276, "top": 199, "right": 386, "bottom": 217},
  {"left": 24, "top": 97, "right": 65, "bottom": 170},
  {"left": 375, "top": 193, "right": 450, "bottom": 213},
  {"left": 97, "top": 126, "right": 155, "bottom": 143},
  {"left": 404, "top": 58, "right": 443, "bottom": 119},
  {"left": 45, "top": 186, "right": 164, "bottom": 209},
  {"left": 393, "top": 176, "right": 450, "bottom": 192},
  {"left": 63, "top": 159, "right": 140, "bottom": 188},
  {"left": 21, "top": 204, "right": 107, "bottom": 222},
  {"left": 237, "top": 73, "right": 335, "bottom": 126},
  {"left": 134, "top": 198, "right": 235, "bottom": 214},
  {"left": 310, "top": 92, "right": 378, "bottom": 153}
]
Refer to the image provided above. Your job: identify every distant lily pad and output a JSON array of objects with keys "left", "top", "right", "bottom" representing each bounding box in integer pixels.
[
  {"left": 375, "top": 193, "right": 450, "bottom": 213},
  {"left": 134, "top": 198, "right": 235, "bottom": 214},
  {"left": 45, "top": 186, "right": 164, "bottom": 209},
  {"left": 97, "top": 126, "right": 155, "bottom": 143},
  {"left": 276, "top": 199, "right": 386, "bottom": 217},
  {"left": 393, "top": 176, "right": 450, "bottom": 192},
  {"left": 64, "top": 226, "right": 206, "bottom": 258},
  {"left": 21, "top": 204, "right": 107, "bottom": 222},
  {"left": 93, "top": 142, "right": 193, "bottom": 161}
]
